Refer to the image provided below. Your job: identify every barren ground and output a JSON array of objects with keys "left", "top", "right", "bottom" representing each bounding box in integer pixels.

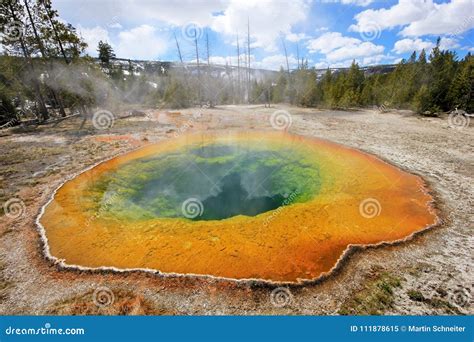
[{"left": 0, "top": 105, "right": 472, "bottom": 315}]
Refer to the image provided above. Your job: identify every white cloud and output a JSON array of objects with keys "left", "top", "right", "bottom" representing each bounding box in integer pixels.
[
  {"left": 115, "top": 25, "right": 169, "bottom": 60},
  {"left": 361, "top": 54, "right": 387, "bottom": 65},
  {"left": 392, "top": 38, "right": 434, "bottom": 54},
  {"left": 76, "top": 24, "right": 169, "bottom": 59},
  {"left": 313, "top": 53, "right": 395, "bottom": 69},
  {"left": 349, "top": 0, "right": 432, "bottom": 33},
  {"left": 124, "top": 0, "right": 226, "bottom": 27},
  {"left": 211, "top": 0, "right": 310, "bottom": 51},
  {"left": 439, "top": 37, "right": 461, "bottom": 50},
  {"left": 350, "top": 0, "right": 474, "bottom": 37},
  {"left": 320, "top": 0, "right": 373, "bottom": 6},
  {"left": 108, "top": 23, "right": 123, "bottom": 29},
  {"left": 307, "top": 32, "right": 360, "bottom": 54},
  {"left": 326, "top": 41, "right": 384, "bottom": 62},
  {"left": 314, "top": 61, "right": 330, "bottom": 69},
  {"left": 56, "top": 0, "right": 310, "bottom": 54},
  {"left": 392, "top": 37, "right": 461, "bottom": 55},
  {"left": 77, "top": 25, "right": 111, "bottom": 56},
  {"left": 253, "top": 54, "right": 299, "bottom": 70},
  {"left": 286, "top": 32, "right": 309, "bottom": 42},
  {"left": 307, "top": 32, "right": 384, "bottom": 62},
  {"left": 400, "top": 1, "right": 474, "bottom": 36},
  {"left": 341, "top": 0, "right": 374, "bottom": 6}
]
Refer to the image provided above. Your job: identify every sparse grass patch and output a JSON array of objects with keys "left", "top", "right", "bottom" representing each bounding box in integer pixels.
[
  {"left": 0, "top": 261, "right": 12, "bottom": 302},
  {"left": 407, "top": 290, "right": 425, "bottom": 302},
  {"left": 45, "top": 288, "right": 178, "bottom": 315},
  {"left": 406, "top": 288, "right": 461, "bottom": 314},
  {"left": 339, "top": 270, "right": 402, "bottom": 315}
]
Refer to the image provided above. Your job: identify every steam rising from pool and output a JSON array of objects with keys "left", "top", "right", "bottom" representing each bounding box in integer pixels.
[{"left": 90, "top": 144, "right": 320, "bottom": 221}]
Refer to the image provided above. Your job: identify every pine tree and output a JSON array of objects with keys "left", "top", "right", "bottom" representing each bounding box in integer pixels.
[
  {"left": 343, "top": 60, "right": 364, "bottom": 107},
  {"left": 418, "top": 49, "right": 427, "bottom": 64},
  {"left": 0, "top": 0, "right": 49, "bottom": 120},
  {"left": 98, "top": 41, "right": 115, "bottom": 67},
  {"left": 39, "top": 0, "right": 87, "bottom": 60},
  {"left": 427, "top": 37, "right": 457, "bottom": 111},
  {"left": 413, "top": 84, "right": 431, "bottom": 113},
  {"left": 448, "top": 54, "right": 473, "bottom": 111}
]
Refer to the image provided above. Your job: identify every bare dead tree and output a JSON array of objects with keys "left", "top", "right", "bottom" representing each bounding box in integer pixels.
[
  {"left": 281, "top": 35, "right": 290, "bottom": 76},
  {"left": 227, "top": 57, "right": 234, "bottom": 104},
  {"left": 7, "top": 1, "right": 49, "bottom": 121},
  {"left": 24, "top": 0, "right": 66, "bottom": 117},
  {"left": 173, "top": 31, "right": 183, "bottom": 64},
  {"left": 236, "top": 33, "right": 241, "bottom": 103},
  {"left": 205, "top": 29, "right": 214, "bottom": 107},
  {"left": 247, "top": 18, "right": 251, "bottom": 103},
  {"left": 41, "top": 0, "right": 93, "bottom": 118},
  {"left": 296, "top": 43, "right": 300, "bottom": 70},
  {"left": 206, "top": 30, "right": 210, "bottom": 68},
  {"left": 41, "top": 0, "right": 69, "bottom": 64},
  {"left": 194, "top": 26, "right": 201, "bottom": 103}
]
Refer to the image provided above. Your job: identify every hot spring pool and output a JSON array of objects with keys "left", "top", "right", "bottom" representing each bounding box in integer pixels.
[{"left": 39, "top": 131, "right": 437, "bottom": 282}]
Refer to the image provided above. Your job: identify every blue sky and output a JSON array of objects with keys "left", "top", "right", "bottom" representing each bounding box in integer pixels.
[{"left": 52, "top": 0, "right": 474, "bottom": 70}]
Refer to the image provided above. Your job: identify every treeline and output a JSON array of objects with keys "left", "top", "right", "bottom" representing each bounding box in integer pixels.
[
  {"left": 251, "top": 39, "right": 473, "bottom": 114},
  {"left": 0, "top": 0, "right": 90, "bottom": 125},
  {"left": 1, "top": 0, "right": 472, "bottom": 127}
]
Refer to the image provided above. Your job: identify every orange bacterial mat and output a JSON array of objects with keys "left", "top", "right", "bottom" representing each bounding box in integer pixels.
[{"left": 39, "top": 131, "right": 437, "bottom": 282}]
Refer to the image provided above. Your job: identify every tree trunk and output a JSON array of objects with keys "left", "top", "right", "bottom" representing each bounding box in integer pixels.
[
  {"left": 8, "top": 1, "right": 49, "bottom": 121},
  {"left": 25, "top": 0, "right": 66, "bottom": 117}
]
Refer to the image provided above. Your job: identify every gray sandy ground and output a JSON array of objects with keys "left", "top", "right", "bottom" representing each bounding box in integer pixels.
[{"left": 0, "top": 105, "right": 472, "bottom": 315}]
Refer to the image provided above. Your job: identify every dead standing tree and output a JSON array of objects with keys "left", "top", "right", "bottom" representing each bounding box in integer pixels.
[
  {"left": 24, "top": 0, "right": 66, "bottom": 117},
  {"left": 193, "top": 25, "right": 201, "bottom": 104},
  {"left": 205, "top": 29, "right": 214, "bottom": 107},
  {"left": 246, "top": 18, "right": 251, "bottom": 104},
  {"left": 40, "top": 0, "right": 91, "bottom": 122},
  {"left": 173, "top": 31, "right": 184, "bottom": 64},
  {"left": 4, "top": 1, "right": 49, "bottom": 121}
]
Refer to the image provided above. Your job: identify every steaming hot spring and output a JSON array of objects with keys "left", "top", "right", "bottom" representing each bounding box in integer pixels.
[{"left": 38, "top": 131, "right": 437, "bottom": 283}]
